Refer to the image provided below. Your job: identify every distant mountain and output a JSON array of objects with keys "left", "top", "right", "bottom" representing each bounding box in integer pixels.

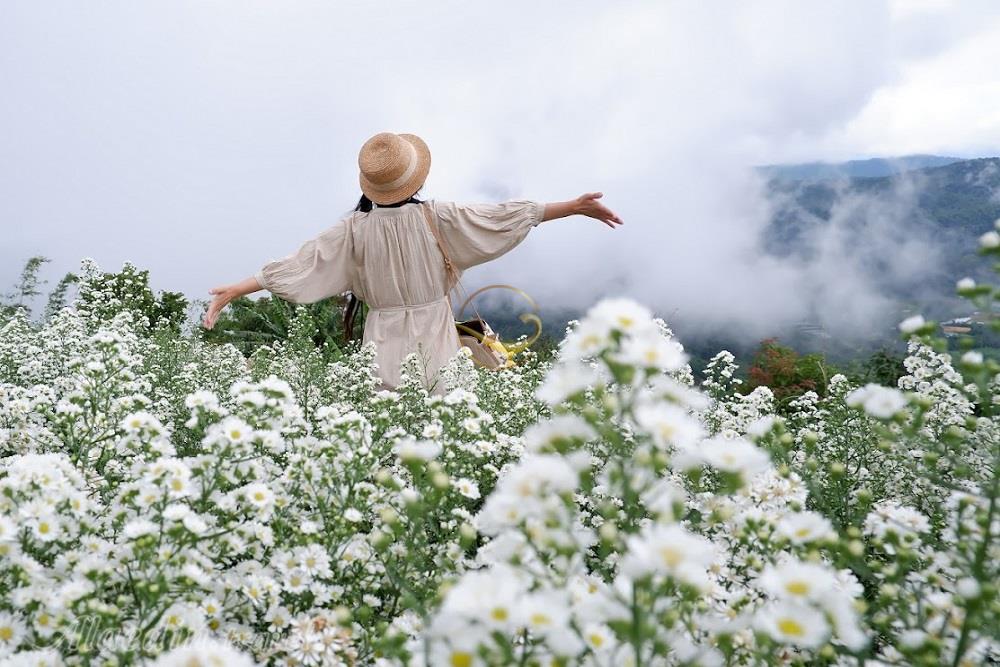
[
  {"left": 758, "top": 154, "right": 963, "bottom": 181},
  {"left": 764, "top": 156, "right": 1000, "bottom": 320}
]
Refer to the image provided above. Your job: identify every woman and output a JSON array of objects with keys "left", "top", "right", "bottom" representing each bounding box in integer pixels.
[{"left": 203, "top": 131, "right": 623, "bottom": 393}]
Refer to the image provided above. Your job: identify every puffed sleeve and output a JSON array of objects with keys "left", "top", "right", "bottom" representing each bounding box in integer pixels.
[
  {"left": 433, "top": 199, "right": 546, "bottom": 271},
  {"left": 254, "top": 218, "right": 353, "bottom": 304}
]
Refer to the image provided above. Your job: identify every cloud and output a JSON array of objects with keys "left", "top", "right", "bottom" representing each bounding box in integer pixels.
[{"left": 1, "top": 0, "right": 998, "bottom": 343}]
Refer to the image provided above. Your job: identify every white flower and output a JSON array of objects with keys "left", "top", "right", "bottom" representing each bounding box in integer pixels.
[
  {"left": 864, "top": 500, "right": 930, "bottom": 544},
  {"left": 614, "top": 334, "right": 688, "bottom": 372},
  {"left": 898, "top": 315, "right": 926, "bottom": 333},
  {"left": 394, "top": 437, "right": 441, "bottom": 462},
  {"left": 0, "top": 611, "right": 26, "bottom": 653},
  {"left": 421, "top": 422, "right": 443, "bottom": 439},
  {"left": 453, "top": 478, "right": 481, "bottom": 500},
  {"left": 163, "top": 504, "right": 190, "bottom": 521},
  {"left": 759, "top": 560, "right": 837, "bottom": 603},
  {"left": 979, "top": 230, "right": 1000, "bottom": 248},
  {"left": 619, "top": 524, "right": 717, "bottom": 590},
  {"left": 961, "top": 351, "right": 983, "bottom": 365},
  {"left": 436, "top": 564, "right": 527, "bottom": 631},
  {"left": 523, "top": 414, "right": 596, "bottom": 452},
  {"left": 2, "top": 648, "right": 62, "bottom": 665},
  {"left": 182, "top": 513, "right": 207, "bottom": 535},
  {"left": 562, "top": 318, "right": 613, "bottom": 360},
  {"left": 956, "top": 577, "right": 981, "bottom": 599},
  {"left": 634, "top": 402, "right": 705, "bottom": 452},
  {"left": 755, "top": 601, "right": 830, "bottom": 648},
  {"left": 585, "top": 298, "right": 657, "bottom": 337},
  {"left": 516, "top": 590, "right": 581, "bottom": 655},
  {"left": 344, "top": 508, "right": 364, "bottom": 523},
  {"left": 30, "top": 515, "right": 61, "bottom": 543},
  {"left": 220, "top": 416, "right": 252, "bottom": 444},
  {"left": 123, "top": 519, "right": 158, "bottom": 539},
  {"left": 684, "top": 436, "right": 771, "bottom": 481},
  {"left": 534, "top": 362, "right": 606, "bottom": 405},
  {"left": 956, "top": 277, "right": 976, "bottom": 291},
  {"left": 147, "top": 637, "right": 257, "bottom": 667},
  {"left": 244, "top": 482, "right": 274, "bottom": 509},
  {"left": 0, "top": 516, "right": 16, "bottom": 543},
  {"left": 641, "top": 478, "right": 688, "bottom": 518},
  {"left": 776, "top": 511, "right": 835, "bottom": 544},
  {"left": 121, "top": 410, "right": 159, "bottom": 434},
  {"left": 845, "top": 384, "right": 908, "bottom": 419},
  {"left": 899, "top": 628, "right": 927, "bottom": 649}
]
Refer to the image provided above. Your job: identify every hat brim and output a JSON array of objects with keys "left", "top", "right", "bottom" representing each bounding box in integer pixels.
[{"left": 359, "top": 133, "right": 431, "bottom": 205}]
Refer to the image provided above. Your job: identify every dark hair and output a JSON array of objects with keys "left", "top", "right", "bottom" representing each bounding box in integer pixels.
[{"left": 354, "top": 189, "right": 423, "bottom": 213}]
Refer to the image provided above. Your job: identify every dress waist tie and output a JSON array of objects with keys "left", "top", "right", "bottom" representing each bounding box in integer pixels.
[{"left": 368, "top": 295, "right": 450, "bottom": 313}]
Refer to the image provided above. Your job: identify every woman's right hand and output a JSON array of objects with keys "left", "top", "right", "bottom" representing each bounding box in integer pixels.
[
  {"left": 203, "top": 285, "right": 237, "bottom": 330},
  {"left": 203, "top": 276, "right": 265, "bottom": 329},
  {"left": 574, "top": 192, "right": 624, "bottom": 228}
]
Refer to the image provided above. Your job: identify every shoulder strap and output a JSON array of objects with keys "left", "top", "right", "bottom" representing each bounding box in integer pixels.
[
  {"left": 420, "top": 201, "right": 484, "bottom": 322},
  {"left": 420, "top": 201, "right": 459, "bottom": 289}
]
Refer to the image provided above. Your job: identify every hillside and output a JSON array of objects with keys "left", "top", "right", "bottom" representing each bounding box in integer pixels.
[
  {"left": 764, "top": 157, "right": 1000, "bottom": 302},
  {"left": 758, "top": 154, "right": 963, "bottom": 180}
]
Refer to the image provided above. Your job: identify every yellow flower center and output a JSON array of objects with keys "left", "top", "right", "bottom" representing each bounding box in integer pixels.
[
  {"left": 230, "top": 430, "right": 242, "bottom": 440},
  {"left": 659, "top": 547, "right": 683, "bottom": 568},
  {"left": 170, "top": 479, "right": 183, "bottom": 491},
  {"left": 777, "top": 618, "right": 805, "bottom": 637},
  {"left": 37, "top": 614, "right": 50, "bottom": 627},
  {"left": 253, "top": 492, "right": 266, "bottom": 502},
  {"left": 785, "top": 581, "right": 809, "bottom": 596},
  {"left": 530, "top": 613, "right": 551, "bottom": 626},
  {"left": 618, "top": 316, "right": 634, "bottom": 328},
  {"left": 491, "top": 607, "right": 508, "bottom": 622},
  {"left": 38, "top": 522, "right": 50, "bottom": 534},
  {"left": 589, "top": 633, "right": 605, "bottom": 648},
  {"left": 795, "top": 528, "right": 811, "bottom": 538},
  {"left": 0, "top": 626, "right": 12, "bottom": 641},
  {"left": 450, "top": 652, "right": 473, "bottom": 667}
]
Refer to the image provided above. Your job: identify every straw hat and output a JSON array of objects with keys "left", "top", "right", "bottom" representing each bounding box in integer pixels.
[{"left": 358, "top": 132, "right": 431, "bottom": 205}]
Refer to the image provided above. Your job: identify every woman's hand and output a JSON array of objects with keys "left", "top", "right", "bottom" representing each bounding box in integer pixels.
[
  {"left": 573, "top": 192, "right": 623, "bottom": 228},
  {"left": 203, "top": 276, "right": 264, "bottom": 329},
  {"left": 539, "top": 192, "right": 624, "bottom": 228}
]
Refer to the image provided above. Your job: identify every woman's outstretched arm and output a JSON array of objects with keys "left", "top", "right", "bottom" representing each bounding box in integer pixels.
[
  {"left": 540, "top": 192, "right": 623, "bottom": 228},
  {"left": 203, "top": 276, "right": 263, "bottom": 329}
]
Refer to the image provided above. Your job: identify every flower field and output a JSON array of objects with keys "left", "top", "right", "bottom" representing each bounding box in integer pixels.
[{"left": 0, "top": 256, "right": 998, "bottom": 666}]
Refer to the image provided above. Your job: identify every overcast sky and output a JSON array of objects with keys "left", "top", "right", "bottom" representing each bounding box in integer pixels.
[{"left": 3, "top": 0, "right": 1000, "bottom": 335}]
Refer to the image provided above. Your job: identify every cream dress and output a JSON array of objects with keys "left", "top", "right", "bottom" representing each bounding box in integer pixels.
[{"left": 254, "top": 199, "right": 546, "bottom": 394}]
